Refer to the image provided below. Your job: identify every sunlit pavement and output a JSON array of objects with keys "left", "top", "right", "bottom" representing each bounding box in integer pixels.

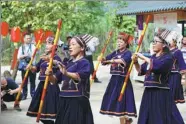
[{"left": 0, "top": 65, "right": 186, "bottom": 124}]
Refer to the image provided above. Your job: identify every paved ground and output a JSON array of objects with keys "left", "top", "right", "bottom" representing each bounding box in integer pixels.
[{"left": 0, "top": 65, "right": 186, "bottom": 124}]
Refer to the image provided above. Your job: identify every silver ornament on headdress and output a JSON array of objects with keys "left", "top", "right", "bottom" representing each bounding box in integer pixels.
[{"left": 81, "top": 34, "right": 100, "bottom": 47}]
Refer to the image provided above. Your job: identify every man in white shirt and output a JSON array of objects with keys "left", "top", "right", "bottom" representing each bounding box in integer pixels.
[
  {"left": 17, "top": 33, "right": 36, "bottom": 100},
  {"left": 181, "top": 36, "right": 186, "bottom": 96},
  {"left": 83, "top": 34, "right": 102, "bottom": 83}
]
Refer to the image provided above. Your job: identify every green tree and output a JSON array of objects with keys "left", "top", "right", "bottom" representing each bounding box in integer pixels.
[
  {"left": 1, "top": 1, "right": 105, "bottom": 39},
  {"left": 1, "top": 1, "right": 135, "bottom": 64},
  {"left": 1, "top": 1, "right": 105, "bottom": 64}
]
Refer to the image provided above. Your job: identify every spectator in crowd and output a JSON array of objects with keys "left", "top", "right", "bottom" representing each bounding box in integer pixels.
[
  {"left": 181, "top": 36, "right": 186, "bottom": 96},
  {"left": 17, "top": 33, "right": 36, "bottom": 100},
  {"left": 1, "top": 76, "right": 22, "bottom": 111}
]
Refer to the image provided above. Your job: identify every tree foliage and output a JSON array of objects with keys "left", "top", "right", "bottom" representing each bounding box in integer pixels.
[
  {"left": 1, "top": 1, "right": 137, "bottom": 64},
  {"left": 1, "top": 1, "right": 105, "bottom": 38}
]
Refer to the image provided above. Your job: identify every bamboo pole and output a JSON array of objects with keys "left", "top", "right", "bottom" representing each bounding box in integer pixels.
[
  {"left": 118, "top": 15, "right": 151, "bottom": 102},
  {"left": 90, "top": 31, "right": 113, "bottom": 86},
  {"left": 36, "top": 20, "right": 62, "bottom": 122}
]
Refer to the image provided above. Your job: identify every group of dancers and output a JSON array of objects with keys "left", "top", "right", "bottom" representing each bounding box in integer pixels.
[{"left": 14, "top": 27, "right": 186, "bottom": 124}]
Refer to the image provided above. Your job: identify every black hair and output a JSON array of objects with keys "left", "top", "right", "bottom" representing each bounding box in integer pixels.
[
  {"left": 126, "top": 43, "right": 129, "bottom": 48},
  {"left": 23, "top": 32, "right": 31, "bottom": 37},
  {"left": 66, "top": 36, "right": 72, "bottom": 41},
  {"left": 162, "top": 46, "right": 170, "bottom": 53}
]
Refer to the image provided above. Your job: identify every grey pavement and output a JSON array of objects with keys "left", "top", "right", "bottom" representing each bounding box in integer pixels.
[{"left": 0, "top": 65, "right": 186, "bottom": 124}]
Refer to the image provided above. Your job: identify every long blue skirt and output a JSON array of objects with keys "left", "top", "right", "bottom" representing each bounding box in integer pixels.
[
  {"left": 169, "top": 73, "right": 185, "bottom": 103},
  {"left": 55, "top": 96, "right": 94, "bottom": 124},
  {"left": 138, "top": 88, "right": 184, "bottom": 124},
  {"left": 26, "top": 81, "right": 60, "bottom": 120},
  {"left": 100, "top": 75, "right": 137, "bottom": 117}
]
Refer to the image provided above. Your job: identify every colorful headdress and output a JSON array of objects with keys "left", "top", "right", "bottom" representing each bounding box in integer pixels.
[
  {"left": 155, "top": 27, "right": 183, "bottom": 46},
  {"left": 118, "top": 32, "right": 134, "bottom": 44},
  {"left": 81, "top": 34, "right": 100, "bottom": 47}
]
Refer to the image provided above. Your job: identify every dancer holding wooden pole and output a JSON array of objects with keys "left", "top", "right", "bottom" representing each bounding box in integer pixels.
[
  {"left": 99, "top": 32, "right": 137, "bottom": 124},
  {"left": 118, "top": 15, "right": 151, "bottom": 102},
  {"left": 26, "top": 20, "right": 62, "bottom": 124},
  {"left": 26, "top": 35, "right": 62, "bottom": 124},
  {"left": 132, "top": 27, "right": 184, "bottom": 124},
  {"left": 36, "top": 20, "right": 62, "bottom": 123}
]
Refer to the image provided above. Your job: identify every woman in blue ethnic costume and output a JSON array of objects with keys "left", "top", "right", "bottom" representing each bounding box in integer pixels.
[
  {"left": 168, "top": 31, "right": 186, "bottom": 103},
  {"left": 132, "top": 28, "right": 184, "bottom": 124},
  {"left": 99, "top": 32, "right": 137, "bottom": 124},
  {"left": 26, "top": 36, "right": 62, "bottom": 124},
  {"left": 47, "top": 35, "right": 94, "bottom": 124}
]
